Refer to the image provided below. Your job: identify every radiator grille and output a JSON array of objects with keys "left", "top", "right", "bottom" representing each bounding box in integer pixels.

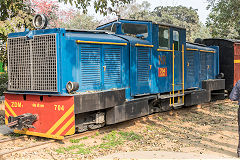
[
  {"left": 32, "top": 34, "right": 57, "bottom": 91},
  {"left": 200, "top": 52, "right": 207, "bottom": 81},
  {"left": 104, "top": 48, "right": 121, "bottom": 85},
  {"left": 186, "top": 53, "right": 195, "bottom": 78},
  {"left": 80, "top": 47, "right": 101, "bottom": 87},
  {"left": 206, "top": 53, "right": 214, "bottom": 79},
  {"left": 8, "top": 34, "right": 57, "bottom": 92},
  {"left": 8, "top": 37, "right": 31, "bottom": 90},
  {"left": 137, "top": 48, "right": 150, "bottom": 82}
]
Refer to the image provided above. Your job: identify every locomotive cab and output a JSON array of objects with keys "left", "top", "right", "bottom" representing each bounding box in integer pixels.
[{"left": 97, "top": 19, "right": 187, "bottom": 95}]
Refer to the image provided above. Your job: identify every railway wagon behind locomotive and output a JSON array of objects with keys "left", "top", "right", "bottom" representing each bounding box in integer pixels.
[
  {"left": 203, "top": 39, "right": 240, "bottom": 92},
  {"left": 5, "top": 17, "right": 225, "bottom": 139}
]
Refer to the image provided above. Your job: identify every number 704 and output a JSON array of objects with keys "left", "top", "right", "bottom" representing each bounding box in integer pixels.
[{"left": 54, "top": 105, "right": 64, "bottom": 111}]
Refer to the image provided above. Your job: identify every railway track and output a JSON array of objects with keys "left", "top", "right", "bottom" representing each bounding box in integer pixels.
[
  {"left": 0, "top": 107, "right": 180, "bottom": 159},
  {"left": 0, "top": 130, "right": 99, "bottom": 158},
  {"left": 0, "top": 136, "right": 27, "bottom": 143},
  {"left": 0, "top": 107, "right": 185, "bottom": 158}
]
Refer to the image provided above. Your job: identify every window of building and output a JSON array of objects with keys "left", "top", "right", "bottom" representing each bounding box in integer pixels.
[
  {"left": 159, "top": 27, "right": 170, "bottom": 49},
  {"left": 173, "top": 30, "right": 179, "bottom": 51}
]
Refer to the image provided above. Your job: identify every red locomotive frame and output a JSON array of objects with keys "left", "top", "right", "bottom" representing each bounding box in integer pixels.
[{"left": 5, "top": 94, "right": 75, "bottom": 139}]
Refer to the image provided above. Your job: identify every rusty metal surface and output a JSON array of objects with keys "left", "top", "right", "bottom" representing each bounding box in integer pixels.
[{"left": 234, "top": 43, "right": 240, "bottom": 85}]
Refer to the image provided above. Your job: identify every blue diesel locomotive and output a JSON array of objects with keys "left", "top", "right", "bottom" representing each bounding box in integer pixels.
[{"left": 5, "top": 18, "right": 225, "bottom": 139}]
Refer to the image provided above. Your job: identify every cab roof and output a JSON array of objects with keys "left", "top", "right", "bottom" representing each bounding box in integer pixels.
[{"left": 97, "top": 19, "right": 186, "bottom": 30}]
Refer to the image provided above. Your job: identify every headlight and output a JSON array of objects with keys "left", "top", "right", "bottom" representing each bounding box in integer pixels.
[
  {"left": 66, "top": 81, "right": 79, "bottom": 93},
  {"left": 33, "top": 14, "right": 48, "bottom": 30}
]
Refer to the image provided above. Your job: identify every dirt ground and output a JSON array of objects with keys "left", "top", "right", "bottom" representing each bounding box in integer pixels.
[{"left": 0, "top": 99, "right": 239, "bottom": 159}]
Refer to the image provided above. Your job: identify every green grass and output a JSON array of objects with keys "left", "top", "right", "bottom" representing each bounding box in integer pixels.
[
  {"left": 69, "top": 139, "right": 81, "bottom": 143},
  {"left": 56, "top": 131, "right": 142, "bottom": 155},
  {"left": 95, "top": 131, "right": 100, "bottom": 136},
  {"left": 146, "top": 125, "right": 154, "bottom": 131},
  {"left": 69, "top": 136, "right": 88, "bottom": 143},
  {"left": 118, "top": 131, "right": 142, "bottom": 141},
  {"left": 158, "top": 116, "right": 163, "bottom": 121},
  {"left": 55, "top": 144, "right": 90, "bottom": 154},
  {"left": 55, "top": 148, "right": 65, "bottom": 154},
  {"left": 102, "top": 131, "right": 118, "bottom": 141}
]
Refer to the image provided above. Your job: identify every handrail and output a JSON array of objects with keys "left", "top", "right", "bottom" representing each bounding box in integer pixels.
[
  {"left": 199, "top": 50, "right": 215, "bottom": 53},
  {"left": 157, "top": 48, "right": 173, "bottom": 52},
  {"left": 172, "top": 43, "right": 175, "bottom": 107},
  {"left": 135, "top": 43, "right": 154, "bottom": 47},
  {"left": 182, "top": 44, "right": 185, "bottom": 104},
  {"left": 187, "top": 48, "right": 215, "bottom": 53},
  {"left": 186, "top": 48, "right": 198, "bottom": 51},
  {"left": 76, "top": 40, "right": 127, "bottom": 46},
  {"left": 170, "top": 92, "right": 172, "bottom": 106}
]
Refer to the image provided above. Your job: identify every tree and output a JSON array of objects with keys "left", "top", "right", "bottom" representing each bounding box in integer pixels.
[
  {"left": 0, "top": 0, "right": 33, "bottom": 41},
  {"left": 30, "top": 0, "right": 61, "bottom": 27},
  {"left": 127, "top": 2, "right": 211, "bottom": 42},
  {"left": 206, "top": 0, "right": 240, "bottom": 39},
  {"left": 0, "top": 0, "right": 33, "bottom": 65},
  {"left": 99, "top": 0, "right": 141, "bottom": 24},
  {"left": 30, "top": 0, "right": 76, "bottom": 28},
  {"left": 60, "top": 13, "right": 99, "bottom": 30},
  {"left": 60, "top": 0, "right": 132, "bottom": 15}
]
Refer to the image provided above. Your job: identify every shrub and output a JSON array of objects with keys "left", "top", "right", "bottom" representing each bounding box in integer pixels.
[{"left": 0, "top": 73, "right": 8, "bottom": 96}]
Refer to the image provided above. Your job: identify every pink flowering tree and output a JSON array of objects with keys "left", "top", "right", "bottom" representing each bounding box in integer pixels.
[{"left": 29, "top": 0, "right": 74, "bottom": 28}]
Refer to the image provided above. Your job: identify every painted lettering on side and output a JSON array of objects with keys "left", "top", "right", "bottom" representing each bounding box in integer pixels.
[
  {"left": 54, "top": 105, "right": 65, "bottom": 111},
  {"left": 158, "top": 68, "right": 167, "bottom": 77},
  {"left": 159, "top": 55, "right": 166, "bottom": 65},
  {"left": 11, "top": 102, "right": 23, "bottom": 108},
  {"left": 32, "top": 103, "right": 45, "bottom": 108}
]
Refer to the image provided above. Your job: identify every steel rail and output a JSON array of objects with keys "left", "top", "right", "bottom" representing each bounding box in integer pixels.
[
  {"left": 0, "top": 135, "right": 27, "bottom": 144},
  {"left": 0, "top": 130, "right": 98, "bottom": 157}
]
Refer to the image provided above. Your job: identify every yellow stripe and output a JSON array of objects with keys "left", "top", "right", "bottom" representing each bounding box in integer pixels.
[
  {"left": 5, "top": 110, "right": 10, "bottom": 117},
  {"left": 200, "top": 50, "right": 215, "bottom": 53},
  {"left": 5, "top": 101, "right": 17, "bottom": 117},
  {"left": 0, "top": 72, "right": 5, "bottom": 74},
  {"left": 234, "top": 60, "right": 240, "bottom": 63},
  {"left": 5, "top": 117, "right": 8, "bottom": 125},
  {"left": 76, "top": 40, "right": 127, "bottom": 46},
  {"left": 14, "top": 130, "right": 64, "bottom": 140},
  {"left": 182, "top": 44, "right": 185, "bottom": 104},
  {"left": 172, "top": 43, "right": 175, "bottom": 106},
  {"left": 46, "top": 105, "right": 74, "bottom": 135},
  {"left": 157, "top": 49, "right": 173, "bottom": 52},
  {"left": 135, "top": 43, "right": 154, "bottom": 47},
  {"left": 55, "top": 116, "right": 75, "bottom": 136},
  {"left": 5, "top": 110, "right": 9, "bottom": 125},
  {"left": 65, "top": 125, "right": 75, "bottom": 136},
  {"left": 186, "top": 48, "right": 198, "bottom": 51}
]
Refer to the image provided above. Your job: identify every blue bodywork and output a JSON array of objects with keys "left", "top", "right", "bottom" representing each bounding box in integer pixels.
[
  {"left": 8, "top": 19, "right": 220, "bottom": 100},
  {"left": 185, "top": 43, "right": 219, "bottom": 89}
]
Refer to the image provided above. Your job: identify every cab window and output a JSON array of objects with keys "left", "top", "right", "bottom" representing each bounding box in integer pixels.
[
  {"left": 173, "top": 30, "right": 179, "bottom": 51},
  {"left": 159, "top": 27, "right": 169, "bottom": 49},
  {"left": 122, "top": 23, "right": 148, "bottom": 39},
  {"left": 99, "top": 24, "right": 116, "bottom": 32}
]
